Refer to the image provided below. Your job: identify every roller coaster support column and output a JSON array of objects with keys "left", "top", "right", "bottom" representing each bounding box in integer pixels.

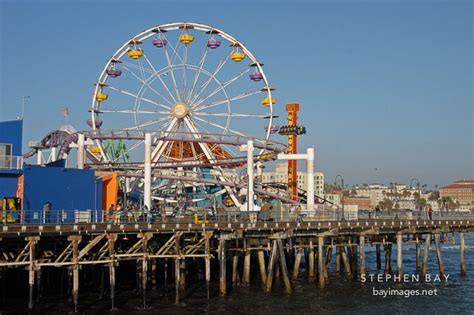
[
  {"left": 277, "top": 147, "right": 315, "bottom": 211},
  {"left": 144, "top": 133, "right": 152, "bottom": 210},
  {"left": 247, "top": 140, "right": 255, "bottom": 211},
  {"left": 306, "top": 147, "right": 315, "bottom": 211},
  {"left": 37, "top": 150, "right": 43, "bottom": 165},
  {"left": 77, "top": 133, "right": 85, "bottom": 170}
]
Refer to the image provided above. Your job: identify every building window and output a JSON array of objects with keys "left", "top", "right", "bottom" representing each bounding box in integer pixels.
[{"left": 0, "top": 143, "right": 12, "bottom": 168}]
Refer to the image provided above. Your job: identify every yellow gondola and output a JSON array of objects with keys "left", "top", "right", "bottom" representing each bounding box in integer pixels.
[
  {"left": 96, "top": 93, "right": 108, "bottom": 102},
  {"left": 261, "top": 97, "right": 276, "bottom": 106},
  {"left": 127, "top": 49, "right": 143, "bottom": 59},
  {"left": 230, "top": 51, "right": 245, "bottom": 62},
  {"left": 179, "top": 34, "right": 194, "bottom": 45},
  {"left": 90, "top": 146, "right": 101, "bottom": 155}
]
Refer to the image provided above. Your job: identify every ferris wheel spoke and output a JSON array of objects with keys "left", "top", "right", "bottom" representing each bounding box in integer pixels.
[
  {"left": 188, "top": 54, "right": 230, "bottom": 105},
  {"left": 182, "top": 43, "right": 188, "bottom": 101},
  {"left": 142, "top": 54, "right": 178, "bottom": 105},
  {"left": 193, "top": 116, "right": 251, "bottom": 139},
  {"left": 121, "top": 65, "right": 174, "bottom": 108},
  {"left": 192, "top": 119, "right": 239, "bottom": 158},
  {"left": 186, "top": 46, "right": 209, "bottom": 103},
  {"left": 125, "top": 115, "right": 171, "bottom": 130},
  {"left": 191, "top": 68, "right": 250, "bottom": 109},
  {"left": 195, "top": 89, "right": 262, "bottom": 111},
  {"left": 151, "top": 117, "right": 178, "bottom": 162},
  {"left": 100, "top": 108, "right": 170, "bottom": 115},
  {"left": 120, "top": 60, "right": 155, "bottom": 76},
  {"left": 193, "top": 112, "right": 267, "bottom": 118},
  {"left": 107, "top": 85, "right": 171, "bottom": 110},
  {"left": 162, "top": 44, "right": 182, "bottom": 102}
]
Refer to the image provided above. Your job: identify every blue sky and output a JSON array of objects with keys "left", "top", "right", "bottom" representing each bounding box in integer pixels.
[{"left": 0, "top": 0, "right": 472, "bottom": 187}]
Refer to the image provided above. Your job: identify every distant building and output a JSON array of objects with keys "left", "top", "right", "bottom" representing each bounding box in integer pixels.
[
  {"left": 342, "top": 197, "right": 371, "bottom": 209},
  {"left": 261, "top": 163, "right": 324, "bottom": 198},
  {"left": 440, "top": 180, "right": 474, "bottom": 210},
  {"left": 324, "top": 193, "right": 341, "bottom": 208}
]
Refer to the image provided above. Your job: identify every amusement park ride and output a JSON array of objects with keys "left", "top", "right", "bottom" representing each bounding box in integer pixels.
[{"left": 24, "top": 22, "right": 313, "bottom": 212}]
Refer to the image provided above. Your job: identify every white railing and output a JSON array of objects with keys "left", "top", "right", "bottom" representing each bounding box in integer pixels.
[{"left": 0, "top": 155, "right": 23, "bottom": 170}]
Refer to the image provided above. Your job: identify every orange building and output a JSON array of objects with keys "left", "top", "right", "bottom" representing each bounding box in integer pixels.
[
  {"left": 440, "top": 179, "right": 474, "bottom": 210},
  {"left": 342, "top": 197, "right": 371, "bottom": 210}
]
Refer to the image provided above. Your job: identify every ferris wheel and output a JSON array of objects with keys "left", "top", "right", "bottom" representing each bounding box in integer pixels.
[{"left": 90, "top": 22, "right": 276, "bottom": 166}]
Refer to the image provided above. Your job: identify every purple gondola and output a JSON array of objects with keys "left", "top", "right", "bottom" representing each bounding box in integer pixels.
[
  {"left": 87, "top": 119, "right": 103, "bottom": 129},
  {"left": 106, "top": 67, "right": 122, "bottom": 78},
  {"left": 152, "top": 38, "right": 167, "bottom": 47},
  {"left": 206, "top": 38, "right": 221, "bottom": 49},
  {"left": 249, "top": 72, "right": 263, "bottom": 82},
  {"left": 265, "top": 125, "right": 280, "bottom": 134}
]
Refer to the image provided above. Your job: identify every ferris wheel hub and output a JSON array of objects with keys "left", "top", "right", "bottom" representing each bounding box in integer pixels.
[{"left": 172, "top": 102, "right": 188, "bottom": 119}]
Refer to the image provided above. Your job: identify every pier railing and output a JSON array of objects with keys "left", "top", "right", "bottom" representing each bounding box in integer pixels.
[{"left": 2, "top": 208, "right": 473, "bottom": 225}]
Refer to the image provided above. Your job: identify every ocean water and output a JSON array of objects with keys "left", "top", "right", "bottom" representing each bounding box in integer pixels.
[{"left": 1, "top": 233, "right": 473, "bottom": 314}]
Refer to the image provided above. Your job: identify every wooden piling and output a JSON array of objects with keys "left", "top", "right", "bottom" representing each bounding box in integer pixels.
[
  {"left": 27, "top": 237, "right": 39, "bottom": 310},
  {"left": 70, "top": 236, "right": 81, "bottom": 312},
  {"left": 335, "top": 241, "right": 341, "bottom": 273},
  {"left": 376, "top": 244, "right": 381, "bottom": 272},
  {"left": 151, "top": 259, "right": 157, "bottom": 290},
  {"left": 107, "top": 234, "right": 117, "bottom": 310},
  {"left": 460, "top": 232, "right": 466, "bottom": 276},
  {"left": 415, "top": 235, "right": 421, "bottom": 273},
  {"left": 318, "top": 236, "right": 324, "bottom": 288},
  {"left": 265, "top": 239, "right": 278, "bottom": 292},
  {"left": 277, "top": 239, "right": 291, "bottom": 293},
  {"left": 397, "top": 233, "right": 403, "bottom": 279},
  {"left": 219, "top": 239, "right": 227, "bottom": 296},
  {"left": 422, "top": 234, "right": 431, "bottom": 277},
  {"left": 232, "top": 252, "right": 240, "bottom": 288},
  {"left": 324, "top": 245, "right": 333, "bottom": 279},
  {"left": 434, "top": 233, "right": 445, "bottom": 276},
  {"left": 341, "top": 245, "right": 351, "bottom": 276},
  {"left": 308, "top": 240, "right": 315, "bottom": 281},
  {"left": 258, "top": 249, "right": 267, "bottom": 286},
  {"left": 384, "top": 243, "right": 392, "bottom": 275},
  {"left": 174, "top": 259, "right": 180, "bottom": 304},
  {"left": 292, "top": 248, "right": 302, "bottom": 281},
  {"left": 359, "top": 235, "right": 365, "bottom": 278},
  {"left": 204, "top": 233, "right": 211, "bottom": 300},
  {"left": 242, "top": 243, "right": 251, "bottom": 287}
]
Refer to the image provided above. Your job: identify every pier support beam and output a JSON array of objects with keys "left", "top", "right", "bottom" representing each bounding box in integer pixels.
[
  {"left": 277, "top": 239, "right": 291, "bottom": 293},
  {"left": 434, "top": 233, "right": 444, "bottom": 277},
  {"left": 258, "top": 249, "right": 267, "bottom": 287},
  {"left": 293, "top": 248, "right": 302, "bottom": 281},
  {"left": 27, "top": 236, "right": 39, "bottom": 310},
  {"left": 318, "top": 236, "right": 324, "bottom": 288},
  {"left": 138, "top": 233, "right": 151, "bottom": 309},
  {"left": 397, "top": 233, "right": 403, "bottom": 279},
  {"left": 460, "top": 232, "right": 466, "bottom": 276},
  {"left": 335, "top": 241, "right": 341, "bottom": 273},
  {"left": 415, "top": 235, "right": 421, "bottom": 273},
  {"left": 341, "top": 245, "right": 351, "bottom": 276},
  {"left": 107, "top": 234, "right": 117, "bottom": 310},
  {"left": 422, "top": 234, "right": 431, "bottom": 277},
  {"left": 242, "top": 242, "right": 251, "bottom": 287},
  {"left": 219, "top": 239, "right": 227, "bottom": 296},
  {"left": 204, "top": 233, "right": 211, "bottom": 299},
  {"left": 359, "top": 235, "right": 365, "bottom": 278},
  {"left": 174, "top": 259, "right": 180, "bottom": 304},
  {"left": 384, "top": 243, "right": 392, "bottom": 275},
  {"left": 308, "top": 240, "right": 315, "bottom": 282},
  {"left": 69, "top": 236, "right": 81, "bottom": 312},
  {"left": 232, "top": 252, "right": 239, "bottom": 288},
  {"left": 376, "top": 244, "right": 381, "bottom": 272},
  {"left": 266, "top": 240, "right": 278, "bottom": 292}
]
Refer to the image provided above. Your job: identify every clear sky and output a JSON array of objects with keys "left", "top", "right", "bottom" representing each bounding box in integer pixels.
[{"left": 0, "top": 0, "right": 472, "bottom": 188}]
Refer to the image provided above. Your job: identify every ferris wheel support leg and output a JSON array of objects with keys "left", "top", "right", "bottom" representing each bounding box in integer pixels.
[
  {"left": 144, "top": 133, "right": 152, "bottom": 211},
  {"left": 306, "top": 148, "right": 315, "bottom": 211},
  {"left": 77, "top": 134, "right": 85, "bottom": 170},
  {"left": 246, "top": 140, "right": 254, "bottom": 212}
]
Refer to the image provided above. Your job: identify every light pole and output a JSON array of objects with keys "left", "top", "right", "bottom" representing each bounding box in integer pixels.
[
  {"left": 21, "top": 96, "right": 30, "bottom": 119},
  {"left": 335, "top": 175, "right": 345, "bottom": 220},
  {"left": 410, "top": 178, "right": 421, "bottom": 219}
]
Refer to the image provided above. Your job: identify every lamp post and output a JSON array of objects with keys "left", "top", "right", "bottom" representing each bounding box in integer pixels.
[
  {"left": 410, "top": 178, "right": 421, "bottom": 219},
  {"left": 335, "top": 175, "right": 345, "bottom": 220}
]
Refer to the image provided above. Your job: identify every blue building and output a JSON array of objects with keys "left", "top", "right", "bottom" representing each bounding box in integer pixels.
[{"left": 0, "top": 119, "right": 103, "bottom": 223}]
